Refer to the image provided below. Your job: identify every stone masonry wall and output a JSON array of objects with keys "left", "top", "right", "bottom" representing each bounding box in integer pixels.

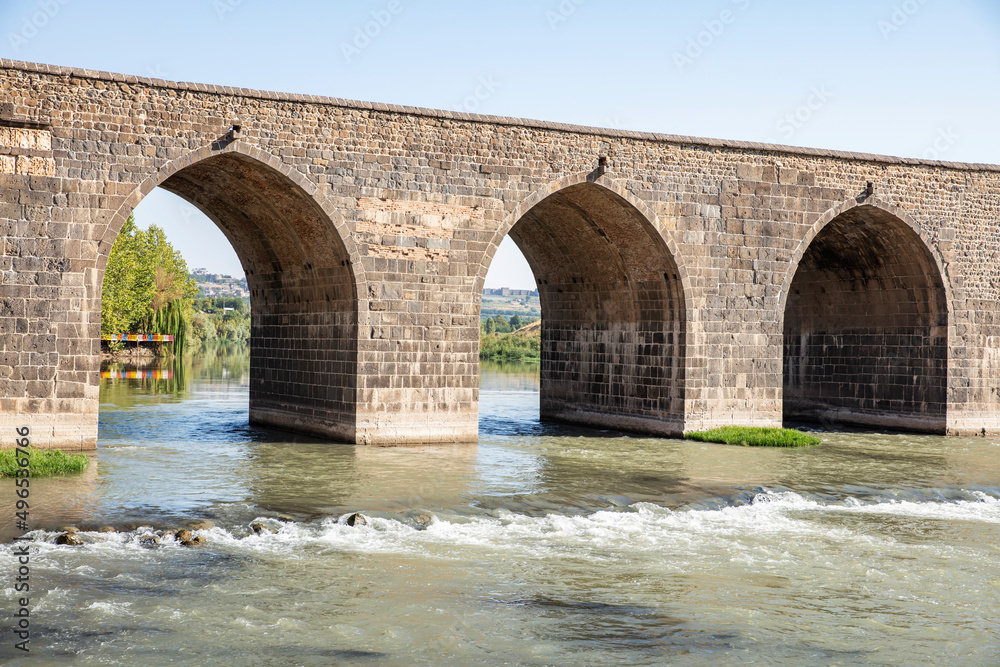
[
  {"left": 1, "top": 60, "right": 1000, "bottom": 448},
  {"left": 783, "top": 205, "right": 949, "bottom": 431}
]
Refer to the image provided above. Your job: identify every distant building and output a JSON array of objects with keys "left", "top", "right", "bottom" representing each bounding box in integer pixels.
[
  {"left": 483, "top": 287, "right": 538, "bottom": 297},
  {"left": 191, "top": 270, "right": 249, "bottom": 298}
]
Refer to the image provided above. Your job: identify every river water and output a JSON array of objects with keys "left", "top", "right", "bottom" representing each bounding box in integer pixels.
[{"left": 2, "top": 352, "right": 1000, "bottom": 665}]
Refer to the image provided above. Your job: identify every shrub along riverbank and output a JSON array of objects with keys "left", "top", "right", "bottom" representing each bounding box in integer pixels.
[
  {"left": 480, "top": 316, "right": 541, "bottom": 363},
  {"left": 480, "top": 331, "right": 540, "bottom": 363}
]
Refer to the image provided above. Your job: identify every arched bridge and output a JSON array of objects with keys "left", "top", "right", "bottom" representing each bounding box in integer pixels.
[{"left": 2, "top": 60, "right": 999, "bottom": 449}]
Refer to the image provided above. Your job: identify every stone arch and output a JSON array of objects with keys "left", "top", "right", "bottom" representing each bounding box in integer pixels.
[
  {"left": 95, "top": 144, "right": 365, "bottom": 442},
  {"left": 780, "top": 197, "right": 950, "bottom": 432},
  {"left": 478, "top": 171, "right": 694, "bottom": 310},
  {"left": 479, "top": 173, "right": 688, "bottom": 435},
  {"left": 98, "top": 143, "right": 367, "bottom": 294}
]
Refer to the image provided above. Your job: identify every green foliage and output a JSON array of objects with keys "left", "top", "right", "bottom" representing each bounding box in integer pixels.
[
  {"left": 102, "top": 214, "right": 199, "bottom": 353},
  {"left": 480, "top": 314, "right": 539, "bottom": 335},
  {"left": 187, "top": 297, "right": 250, "bottom": 347},
  {"left": 480, "top": 331, "right": 541, "bottom": 363},
  {"left": 101, "top": 215, "right": 154, "bottom": 336},
  {"left": 152, "top": 298, "right": 188, "bottom": 354},
  {"left": 684, "top": 426, "right": 821, "bottom": 448},
  {"left": 0, "top": 449, "right": 90, "bottom": 477}
]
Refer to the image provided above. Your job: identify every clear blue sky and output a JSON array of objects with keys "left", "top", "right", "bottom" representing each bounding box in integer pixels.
[{"left": 3, "top": 1, "right": 998, "bottom": 288}]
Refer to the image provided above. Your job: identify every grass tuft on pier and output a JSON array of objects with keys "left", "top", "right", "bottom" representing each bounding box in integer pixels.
[
  {"left": 684, "top": 426, "right": 820, "bottom": 448},
  {"left": 0, "top": 449, "right": 90, "bottom": 477}
]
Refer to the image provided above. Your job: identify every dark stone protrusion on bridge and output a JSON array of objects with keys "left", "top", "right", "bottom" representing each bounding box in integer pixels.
[{"left": 2, "top": 60, "right": 999, "bottom": 449}]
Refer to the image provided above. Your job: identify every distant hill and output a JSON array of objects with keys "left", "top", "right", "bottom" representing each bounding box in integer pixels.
[{"left": 514, "top": 319, "right": 541, "bottom": 335}]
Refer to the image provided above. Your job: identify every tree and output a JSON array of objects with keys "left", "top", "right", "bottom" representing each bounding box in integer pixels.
[
  {"left": 509, "top": 314, "right": 522, "bottom": 331},
  {"left": 101, "top": 214, "right": 199, "bottom": 352},
  {"left": 484, "top": 317, "right": 496, "bottom": 334},
  {"left": 101, "top": 215, "right": 155, "bottom": 336}
]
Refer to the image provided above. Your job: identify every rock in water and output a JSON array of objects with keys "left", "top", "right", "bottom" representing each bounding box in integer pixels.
[
  {"left": 410, "top": 512, "right": 434, "bottom": 530},
  {"left": 138, "top": 534, "right": 160, "bottom": 546},
  {"left": 181, "top": 536, "right": 206, "bottom": 547},
  {"left": 186, "top": 520, "right": 214, "bottom": 531},
  {"left": 345, "top": 513, "right": 367, "bottom": 527},
  {"left": 55, "top": 532, "right": 83, "bottom": 546},
  {"left": 97, "top": 526, "right": 116, "bottom": 533},
  {"left": 174, "top": 529, "right": 193, "bottom": 542},
  {"left": 250, "top": 522, "right": 277, "bottom": 534}
]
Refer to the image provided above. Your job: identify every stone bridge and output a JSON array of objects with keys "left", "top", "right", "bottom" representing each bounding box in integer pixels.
[{"left": 2, "top": 60, "right": 999, "bottom": 450}]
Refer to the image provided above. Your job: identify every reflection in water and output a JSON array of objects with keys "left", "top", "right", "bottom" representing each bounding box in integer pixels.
[
  {"left": 101, "top": 368, "right": 174, "bottom": 379},
  {"left": 480, "top": 360, "right": 540, "bottom": 392},
  {"left": 0, "top": 350, "right": 997, "bottom": 664}
]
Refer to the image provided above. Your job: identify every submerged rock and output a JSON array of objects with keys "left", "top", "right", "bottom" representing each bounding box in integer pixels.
[
  {"left": 250, "top": 522, "right": 277, "bottom": 535},
  {"left": 181, "top": 536, "right": 206, "bottom": 547},
  {"left": 55, "top": 532, "right": 83, "bottom": 546},
  {"left": 138, "top": 534, "right": 160, "bottom": 546},
  {"left": 345, "top": 513, "right": 367, "bottom": 527},
  {"left": 174, "top": 529, "right": 193, "bottom": 543},
  {"left": 97, "top": 526, "right": 116, "bottom": 533},
  {"left": 277, "top": 514, "right": 295, "bottom": 523},
  {"left": 59, "top": 525, "right": 79, "bottom": 534},
  {"left": 408, "top": 512, "right": 435, "bottom": 530}
]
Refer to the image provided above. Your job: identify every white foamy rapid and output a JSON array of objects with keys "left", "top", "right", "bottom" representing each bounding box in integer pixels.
[{"left": 5, "top": 489, "right": 997, "bottom": 567}]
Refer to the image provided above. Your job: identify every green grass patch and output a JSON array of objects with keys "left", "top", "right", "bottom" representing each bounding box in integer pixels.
[
  {"left": 684, "top": 426, "right": 820, "bottom": 448},
  {"left": 0, "top": 449, "right": 90, "bottom": 477}
]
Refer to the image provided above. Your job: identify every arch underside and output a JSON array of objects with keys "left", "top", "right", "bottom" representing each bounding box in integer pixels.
[
  {"left": 783, "top": 205, "right": 947, "bottom": 433},
  {"left": 508, "top": 183, "right": 685, "bottom": 435},
  {"left": 159, "top": 153, "right": 358, "bottom": 440}
]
